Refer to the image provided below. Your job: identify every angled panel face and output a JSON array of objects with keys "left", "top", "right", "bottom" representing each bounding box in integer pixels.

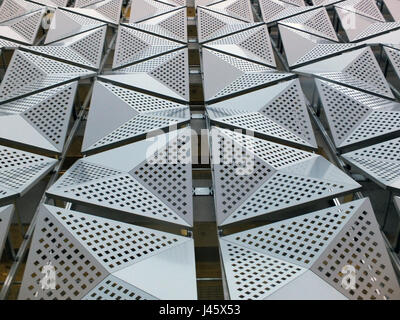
[
  {"left": 24, "top": 26, "right": 107, "bottom": 69},
  {"left": 112, "top": 26, "right": 185, "bottom": 69},
  {"left": 203, "top": 24, "right": 276, "bottom": 67},
  {"left": 384, "top": 46, "right": 400, "bottom": 80},
  {"left": 210, "top": 127, "right": 361, "bottom": 226},
  {"left": 28, "top": 0, "right": 68, "bottom": 7},
  {"left": 359, "top": 28, "right": 400, "bottom": 45},
  {"left": 315, "top": 79, "right": 400, "bottom": 150},
  {"left": 202, "top": 48, "right": 293, "bottom": 102},
  {"left": 0, "top": 0, "right": 43, "bottom": 23},
  {"left": 129, "top": 0, "right": 183, "bottom": 23},
  {"left": 82, "top": 81, "right": 190, "bottom": 153},
  {"left": 47, "top": 128, "right": 193, "bottom": 226},
  {"left": 384, "top": 0, "right": 400, "bottom": 22},
  {"left": 206, "top": 79, "right": 317, "bottom": 149},
  {"left": 0, "top": 38, "right": 20, "bottom": 49},
  {"left": 0, "top": 82, "right": 78, "bottom": 153},
  {"left": 0, "top": 50, "right": 95, "bottom": 103},
  {"left": 258, "top": 0, "right": 318, "bottom": 24},
  {"left": 0, "top": 205, "right": 14, "bottom": 259},
  {"left": 311, "top": 0, "right": 344, "bottom": 6},
  {"left": 295, "top": 47, "right": 395, "bottom": 99},
  {"left": 342, "top": 137, "right": 400, "bottom": 191},
  {"left": 207, "top": 0, "right": 254, "bottom": 22},
  {"left": 158, "top": 0, "right": 187, "bottom": 6},
  {"left": 334, "top": 0, "right": 385, "bottom": 22},
  {"left": 0, "top": 145, "right": 57, "bottom": 203},
  {"left": 100, "top": 48, "right": 190, "bottom": 102}
]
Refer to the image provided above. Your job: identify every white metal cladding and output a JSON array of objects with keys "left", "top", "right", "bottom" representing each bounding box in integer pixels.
[
  {"left": 129, "top": 0, "right": 184, "bottom": 23},
  {"left": 295, "top": 47, "right": 395, "bottom": 99},
  {"left": 311, "top": 0, "right": 344, "bottom": 6},
  {"left": 18, "top": 204, "right": 198, "bottom": 300},
  {"left": 384, "top": 46, "right": 400, "bottom": 80},
  {"left": 258, "top": 0, "right": 319, "bottom": 24},
  {"left": 358, "top": 28, "right": 400, "bottom": 45},
  {"left": 0, "top": 82, "right": 78, "bottom": 153},
  {"left": 280, "top": 0, "right": 306, "bottom": 5},
  {"left": 0, "top": 50, "right": 95, "bottom": 103},
  {"left": 0, "top": 205, "right": 14, "bottom": 260},
  {"left": 23, "top": 26, "right": 107, "bottom": 69},
  {"left": 202, "top": 24, "right": 277, "bottom": 67},
  {"left": 335, "top": 6, "right": 400, "bottom": 42},
  {"left": 158, "top": 0, "right": 187, "bottom": 6},
  {"left": 315, "top": 79, "right": 400, "bottom": 149},
  {"left": 278, "top": 7, "right": 339, "bottom": 41},
  {"left": 0, "top": 145, "right": 57, "bottom": 203},
  {"left": 28, "top": 0, "right": 69, "bottom": 8},
  {"left": 44, "top": 9, "right": 106, "bottom": 45},
  {"left": 210, "top": 127, "right": 361, "bottom": 226},
  {"left": 0, "top": 0, "right": 43, "bottom": 23},
  {"left": 100, "top": 48, "right": 190, "bottom": 102},
  {"left": 195, "top": 0, "right": 221, "bottom": 7},
  {"left": 207, "top": 0, "right": 254, "bottom": 22},
  {"left": 383, "top": 0, "right": 400, "bottom": 22},
  {"left": 82, "top": 81, "right": 190, "bottom": 153},
  {"left": 0, "top": 9, "right": 45, "bottom": 45},
  {"left": 65, "top": 0, "right": 123, "bottom": 25},
  {"left": 197, "top": 6, "right": 260, "bottom": 44},
  {"left": 342, "top": 137, "right": 400, "bottom": 191},
  {"left": 334, "top": 0, "right": 385, "bottom": 22},
  {"left": 47, "top": 128, "right": 194, "bottom": 226},
  {"left": 0, "top": 38, "right": 20, "bottom": 49},
  {"left": 220, "top": 198, "right": 400, "bottom": 300},
  {"left": 112, "top": 25, "right": 186, "bottom": 69},
  {"left": 206, "top": 79, "right": 317, "bottom": 149},
  {"left": 278, "top": 25, "right": 360, "bottom": 67},
  {"left": 123, "top": 7, "right": 187, "bottom": 43},
  {"left": 202, "top": 48, "right": 293, "bottom": 102}
]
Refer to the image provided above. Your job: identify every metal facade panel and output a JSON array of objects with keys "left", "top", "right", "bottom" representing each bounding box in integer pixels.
[
  {"left": 207, "top": 0, "right": 254, "bottom": 22},
  {"left": 129, "top": 0, "right": 183, "bottom": 23},
  {"left": 384, "top": 46, "right": 400, "bottom": 80},
  {"left": 334, "top": 0, "right": 385, "bottom": 22},
  {"left": 65, "top": 0, "right": 123, "bottom": 25},
  {"left": 0, "top": 205, "right": 14, "bottom": 259},
  {"left": 258, "top": 0, "right": 319, "bottom": 24}
]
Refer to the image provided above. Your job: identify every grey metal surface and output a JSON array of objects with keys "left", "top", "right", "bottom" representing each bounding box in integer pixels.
[
  {"left": 0, "top": 0, "right": 43, "bottom": 23},
  {"left": 129, "top": 0, "right": 184, "bottom": 23},
  {"left": 28, "top": 0, "right": 68, "bottom": 7},
  {"left": 0, "top": 82, "right": 78, "bottom": 153},
  {"left": 334, "top": 0, "right": 385, "bottom": 21},
  {"left": 295, "top": 47, "right": 395, "bottom": 99},
  {"left": 0, "top": 205, "right": 14, "bottom": 260},
  {"left": 159, "top": 0, "right": 187, "bottom": 6},
  {"left": 384, "top": 46, "right": 400, "bottom": 80},
  {"left": 258, "top": 0, "right": 319, "bottom": 24},
  {"left": 0, "top": 38, "right": 20, "bottom": 49},
  {"left": 23, "top": 26, "right": 107, "bottom": 69},
  {"left": 210, "top": 127, "right": 361, "bottom": 226},
  {"left": 207, "top": 0, "right": 254, "bottom": 22},
  {"left": 206, "top": 79, "right": 317, "bottom": 149},
  {"left": 19, "top": 204, "right": 197, "bottom": 299},
  {"left": 358, "top": 27, "right": 400, "bottom": 45},
  {"left": 100, "top": 48, "right": 190, "bottom": 102},
  {"left": 220, "top": 198, "right": 400, "bottom": 299},
  {"left": 202, "top": 24, "right": 276, "bottom": 67},
  {"left": 202, "top": 48, "right": 293, "bottom": 102},
  {"left": 48, "top": 128, "right": 193, "bottom": 226},
  {"left": 0, "top": 50, "right": 95, "bottom": 103},
  {"left": 311, "top": 0, "right": 343, "bottom": 6},
  {"left": 82, "top": 80, "right": 190, "bottom": 153},
  {"left": 342, "top": 137, "right": 400, "bottom": 191},
  {"left": 315, "top": 79, "right": 400, "bottom": 150},
  {"left": 384, "top": 0, "right": 400, "bottom": 22},
  {"left": 0, "top": 145, "right": 57, "bottom": 204},
  {"left": 112, "top": 25, "right": 185, "bottom": 69},
  {"left": 279, "top": 25, "right": 360, "bottom": 67}
]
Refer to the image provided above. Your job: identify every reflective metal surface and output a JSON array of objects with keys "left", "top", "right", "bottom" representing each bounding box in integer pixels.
[{"left": 0, "top": 205, "right": 14, "bottom": 260}]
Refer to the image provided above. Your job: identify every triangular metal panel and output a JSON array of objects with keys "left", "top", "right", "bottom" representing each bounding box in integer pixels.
[
  {"left": 0, "top": 0, "right": 43, "bottom": 23},
  {"left": 335, "top": 0, "right": 385, "bottom": 22},
  {"left": 207, "top": 0, "right": 254, "bottom": 22},
  {"left": 384, "top": 0, "right": 400, "bottom": 22},
  {"left": 129, "top": 0, "right": 183, "bottom": 23},
  {"left": 158, "top": 0, "right": 187, "bottom": 6},
  {"left": 359, "top": 27, "right": 400, "bottom": 45},
  {"left": 0, "top": 205, "right": 13, "bottom": 259},
  {"left": 0, "top": 38, "right": 20, "bottom": 49},
  {"left": 311, "top": 0, "right": 344, "bottom": 6},
  {"left": 258, "top": 0, "right": 319, "bottom": 24},
  {"left": 28, "top": 0, "right": 68, "bottom": 8},
  {"left": 384, "top": 46, "right": 400, "bottom": 80}
]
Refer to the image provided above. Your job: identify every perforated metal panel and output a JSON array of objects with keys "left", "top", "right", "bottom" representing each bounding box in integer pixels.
[
  {"left": 384, "top": 0, "right": 400, "bottom": 22},
  {"left": 0, "top": 0, "right": 43, "bottom": 23},
  {"left": 100, "top": 48, "right": 189, "bottom": 102},
  {"left": 0, "top": 50, "right": 95, "bottom": 103},
  {"left": 384, "top": 46, "right": 400, "bottom": 80},
  {"left": 210, "top": 127, "right": 361, "bottom": 226},
  {"left": 45, "top": 8, "right": 106, "bottom": 45},
  {"left": 278, "top": 7, "right": 339, "bottom": 41},
  {"left": 258, "top": 0, "right": 318, "bottom": 24},
  {"left": 129, "top": 0, "right": 183, "bottom": 23},
  {"left": 159, "top": 0, "right": 187, "bottom": 6},
  {"left": 23, "top": 26, "right": 107, "bottom": 69},
  {"left": 47, "top": 128, "right": 193, "bottom": 226},
  {"left": 82, "top": 81, "right": 190, "bottom": 153},
  {"left": 220, "top": 198, "right": 400, "bottom": 299},
  {"left": 311, "top": 0, "right": 344, "bottom": 6},
  {"left": 295, "top": 47, "right": 395, "bottom": 99},
  {"left": 358, "top": 27, "right": 400, "bottom": 45},
  {"left": 202, "top": 48, "right": 293, "bottom": 102},
  {"left": 279, "top": 25, "right": 360, "bottom": 67},
  {"left": 207, "top": 0, "right": 254, "bottom": 22},
  {"left": 202, "top": 24, "right": 276, "bottom": 67},
  {"left": 112, "top": 25, "right": 185, "bottom": 69},
  {"left": 0, "top": 82, "right": 78, "bottom": 153},
  {"left": 342, "top": 137, "right": 400, "bottom": 191},
  {"left": 65, "top": 0, "right": 123, "bottom": 25},
  {"left": 0, "top": 38, "right": 19, "bottom": 49},
  {"left": 315, "top": 79, "right": 400, "bottom": 150},
  {"left": 0, "top": 205, "right": 13, "bottom": 259},
  {"left": 18, "top": 204, "right": 197, "bottom": 300},
  {"left": 0, "top": 145, "right": 57, "bottom": 204},
  {"left": 206, "top": 79, "right": 317, "bottom": 149},
  {"left": 334, "top": 0, "right": 385, "bottom": 22},
  {"left": 124, "top": 7, "right": 187, "bottom": 43}
]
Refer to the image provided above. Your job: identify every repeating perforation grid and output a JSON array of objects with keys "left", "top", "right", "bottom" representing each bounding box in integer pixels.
[
  {"left": 259, "top": 0, "right": 312, "bottom": 23},
  {"left": 352, "top": 22, "right": 400, "bottom": 41},
  {"left": 8, "top": 10, "right": 43, "bottom": 44},
  {"left": 385, "top": 47, "right": 400, "bottom": 79},
  {"left": 210, "top": 0, "right": 253, "bottom": 22},
  {"left": 0, "top": 0, "right": 41, "bottom": 22},
  {"left": 337, "top": 0, "right": 385, "bottom": 21}
]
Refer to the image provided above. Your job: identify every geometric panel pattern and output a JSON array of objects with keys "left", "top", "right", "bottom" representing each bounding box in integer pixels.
[
  {"left": 66, "top": 0, "right": 123, "bottom": 25},
  {"left": 28, "top": 0, "right": 68, "bottom": 7},
  {"left": 82, "top": 81, "right": 190, "bottom": 153},
  {"left": 0, "top": 50, "right": 95, "bottom": 103},
  {"left": 0, "top": 81, "right": 78, "bottom": 153},
  {"left": 47, "top": 128, "right": 193, "bottom": 226},
  {"left": 207, "top": 0, "right": 254, "bottom": 22},
  {"left": 206, "top": 79, "right": 317, "bottom": 149},
  {"left": 334, "top": 0, "right": 385, "bottom": 22},
  {"left": 295, "top": 47, "right": 395, "bottom": 99},
  {"left": 202, "top": 48, "right": 293, "bottom": 102},
  {"left": 258, "top": 0, "right": 318, "bottom": 24},
  {"left": 220, "top": 198, "right": 400, "bottom": 299},
  {"left": 342, "top": 137, "right": 400, "bottom": 191},
  {"left": 384, "top": 0, "right": 400, "bottom": 22},
  {"left": 210, "top": 127, "right": 361, "bottom": 226},
  {"left": 129, "top": 0, "right": 184, "bottom": 23},
  {"left": 384, "top": 46, "right": 400, "bottom": 80},
  {"left": 0, "top": 145, "right": 57, "bottom": 204},
  {"left": 0, "top": 205, "right": 14, "bottom": 260},
  {"left": 316, "top": 79, "right": 400, "bottom": 149},
  {"left": 18, "top": 204, "right": 197, "bottom": 299},
  {"left": 0, "top": 0, "right": 43, "bottom": 23},
  {"left": 100, "top": 48, "right": 190, "bottom": 102}
]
